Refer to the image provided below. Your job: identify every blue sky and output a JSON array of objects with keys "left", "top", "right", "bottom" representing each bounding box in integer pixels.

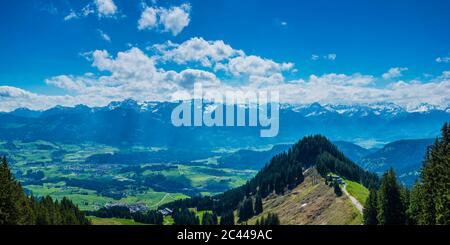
[{"left": 0, "top": 0, "right": 449, "bottom": 111}]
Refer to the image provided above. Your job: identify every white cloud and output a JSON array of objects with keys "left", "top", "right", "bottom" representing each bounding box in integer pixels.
[
  {"left": 224, "top": 55, "right": 294, "bottom": 77},
  {"left": 0, "top": 86, "right": 35, "bottom": 98},
  {"left": 64, "top": 0, "right": 117, "bottom": 21},
  {"left": 138, "top": 3, "right": 191, "bottom": 36},
  {"left": 153, "top": 37, "right": 244, "bottom": 67},
  {"left": 261, "top": 73, "right": 450, "bottom": 109},
  {"left": 42, "top": 47, "right": 220, "bottom": 102},
  {"left": 98, "top": 29, "right": 111, "bottom": 42},
  {"left": 95, "top": 0, "right": 117, "bottom": 17},
  {"left": 138, "top": 7, "right": 158, "bottom": 30},
  {"left": 311, "top": 54, "right": 319, "bottom": 61},
  {"left": 2, "top": 42, "right": 449, "bottom": 112},
  {"left": 153, "top": 37, "right": 294, "bottom": 81},
  {"left": 159, "top": 3, "right": 191, "bottom": 35},
  {"left": 436, "top": 56, "right": 450, "bottom": 63},
  {"left": 382, "top": 67, "right": 408, "bottom": 80},
  {"left": 64, "top": 10, "right": 78, "bottom": 21}
]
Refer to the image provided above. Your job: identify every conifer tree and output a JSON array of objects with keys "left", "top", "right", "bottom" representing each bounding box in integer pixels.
[
  {"left": 410, "top": 123, "right": 450, "bottom": 225},
  {"left": 254, "top": 194, "right": 263, "bottom": 215},
  {"left": 219, "top": 210, "right": 235, "bottom": 225},
  {"left": 363, "top": 189, "right": 378, "bottom": 225},
  {"left": 0, "top": 156, "right": 34, "bottom": 224},
  {"left": 377, "top": 168, "right": 406, "bottom": 225}
]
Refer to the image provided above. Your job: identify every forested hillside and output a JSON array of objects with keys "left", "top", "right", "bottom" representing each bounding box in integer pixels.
[
  {"left": 0, "top": 157, "right": 90, "bottom": 225},
  {"left": 163, "top": 135, "right": 379, "bottom": 222},
  {"left": 364, "top": 123, "right": 450, "bottom": 225}
]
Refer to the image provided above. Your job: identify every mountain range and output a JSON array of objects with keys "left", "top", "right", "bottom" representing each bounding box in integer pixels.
[{"left": 1, "top": 99, "right": 448, "bottom": 149}]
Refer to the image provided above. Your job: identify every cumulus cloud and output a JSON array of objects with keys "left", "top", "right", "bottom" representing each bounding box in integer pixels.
[
  {"left": 153, "top": 37, "right": 294, "bottom": 81},
  {"left": 153, "top": 37, "right": 244, "bottom": 67},
  {"left": 138, "top": 7, "right": 158, "bottom": 30},
  {"left": 41, "top": 47, "right": 220, "bottom": 103},
  {"left": 64, "top": 0, "right": 117, "bottom": 21},
  {"left": 224, "top": 55, "right": 294, "bottom": 77},
  {"left": 259, "top": 72, "right": 450, "bottom": 109},
  {"left": 95, "top": 0, "right": 118, "bottom": 17},
  {"left": 1, "top": 41, "right": 449, "bottom": 112},
  {"left": 382, "top": 67, "right": 408, "bottom": 80},
  {"left": 138, "top": 3, "right": 191, "bottom": 36}
]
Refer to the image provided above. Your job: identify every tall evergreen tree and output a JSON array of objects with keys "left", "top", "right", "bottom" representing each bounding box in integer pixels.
[
  {"left": 377, "top": 168, "right": 406, "bottom": 225},
  {"left": 219, "top": 210, "right": 235, "bottom": 225},
  {"left": 0, "top": 156, "right": 34, "bottom": 224},
  {"left": 411, "top": 123, "right": 450, "bottom": 225},
  {"left": 363, "top": 189, "right": 378, "bottom": 225},
  {"left": 407, "top": 182, "right": 422, "bottom": 225},
  {"left": 238, "top": 197, "right": 254, "bottom": 222},
  {"left": 256, "top": 213, "right": 280, "bottom": 225},
  {"left": 202, "top": 212, "right": 218, "bottom": 225},
  {"left": 254, "top": 194, "right": 263, "bottom": 215}
]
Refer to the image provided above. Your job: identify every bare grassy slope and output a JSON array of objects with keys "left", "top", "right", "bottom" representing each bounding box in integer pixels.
[{"left": 248, "top": 169, "right": 362, "bottom": 225}]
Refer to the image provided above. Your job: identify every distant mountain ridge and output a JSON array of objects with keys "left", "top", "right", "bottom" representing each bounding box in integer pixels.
[
  {"left": 358, "top": 138, "right": 434, "bottom": 186},
  {"left": 0, "top": 99, "right": 448, "bottom": 149}
]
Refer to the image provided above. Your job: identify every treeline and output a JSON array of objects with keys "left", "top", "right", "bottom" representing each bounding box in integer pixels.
[
  {"left": 364, "top": 123, "right": 450, "bottom": 225},
  {"left": 255, "top": 213, "right": 280, "bottom": 225},
  {"left": 87, "top": 206, "right": 164, "bottom": 225},
  {"left": 0, "top": 157, "right": 90, "bottom": 225},
  {"left": 170, "top": 208, "right": 236, "bottom": 225},
  {"left": 238, "top": 194, "right": 263, "bottom": 222},
  {"left": 163, "top": 135, "right": 378, "bottom": 223}
]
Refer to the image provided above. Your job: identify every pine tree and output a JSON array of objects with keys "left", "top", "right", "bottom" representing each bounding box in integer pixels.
[
  {"left": 254, "top": 194, "right": 263, "bottom": 215},
  {"left": 407, "top": 182, "right": 422, "bottom": 225},
  {"left": 238, "top": 197, "right": 254, "bottom": 222},
  {"left": 363, "top": 189, "right": 378, "bottom": 225},
  {"left": 377, "top": 168, "right": 406, "bottom": 225},
  {"left": 202, "top": 212, "right": 218, "bottom": 225},
  {"left": 411, "top": 123, "right": 450, "bottom": 225},
  {"left": 0, "top": 156, "right": 34, "bottom": 224},
  {"left": 256, "top": 213, "right": 280, "bottom": 225},
  {"left": 219, "top": 210, "right": 235, "bottom": 225}
]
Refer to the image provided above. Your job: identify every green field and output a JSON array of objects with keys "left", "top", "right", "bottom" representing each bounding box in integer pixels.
[
  {"left": 1, "top": 139, "right": 256, "bottom": 211},
  {"left": 345, "top": 180, "right": 370, "bottom": 205},
  {"left": 88, "top": 216, "right": 146, "bottom": 225}
]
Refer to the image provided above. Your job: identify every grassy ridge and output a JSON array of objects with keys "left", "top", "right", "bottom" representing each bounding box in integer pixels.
[
  {"left": 345, "top": 179, "right": 370, "bottom": 205},
  {"left": 247, "top": 169, "right": 363, "bottom": 225}
]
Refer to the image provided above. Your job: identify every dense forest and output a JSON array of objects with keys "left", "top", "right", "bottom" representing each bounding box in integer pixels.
[
  {"left": 0, "top": 157, "right": 90, "bottom": 225},
  {"left": 363, "top": 123, "right": 450, "bottom": 225},
  {"left": 87, "top": 206, "right": 164, "bottom": 225},
  {"left": 163, "top": 135, "right": 379, "bottom": 223}
]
